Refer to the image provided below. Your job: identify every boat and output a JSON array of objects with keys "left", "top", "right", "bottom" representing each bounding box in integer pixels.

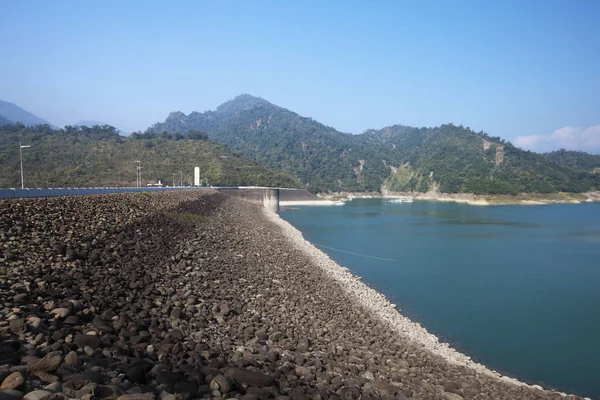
[{"left": 388, "top": 197, "right": 413, "bottom": 203}]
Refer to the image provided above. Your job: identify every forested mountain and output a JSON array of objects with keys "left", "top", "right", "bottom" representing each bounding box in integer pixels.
[
  {"left": 148, "top": 95, "right": 362, "bottom": 191},
  {"left": 148, "top": 95, "right": 600, "bottom": 194},
  {"left": 543, "top": 150, "right": 600, "bottom": 173},
  {"left": 366, "top": 124, "right": 600, "bottom": 194},
  {"left": 0, "top": 100, "right": 55, "bottom": 127},
  {"left": 0, "top": 123, "right": 299, "bottom": 188}
]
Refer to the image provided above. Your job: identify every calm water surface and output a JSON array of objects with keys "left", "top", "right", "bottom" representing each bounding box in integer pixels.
[{"left": 281, "top": 199, "right": 600, "bottom": 398}]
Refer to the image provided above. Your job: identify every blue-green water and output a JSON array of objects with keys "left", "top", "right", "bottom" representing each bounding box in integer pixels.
[{"left": 281, "top": 199, "right": 600, "bottom": 398}]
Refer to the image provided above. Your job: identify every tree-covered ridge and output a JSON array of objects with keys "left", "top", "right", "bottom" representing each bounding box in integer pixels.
[
  {"left": 0, "top": 123, "right": 300, "bottom": 188},
  {"left": 130, "top": 129, "right": 209, "bottom": 141},
  {"left": 543, "top": 149, "right": 600, "bottom": 173},
  {"left": 147, "top": 95, "right": 600, "bottom": 194},
  {"left": 374, "top": 124, "right": 600, "bottom": 194},
  {"left": 149, "top": 96, "right": 362, "bottom": 192}
]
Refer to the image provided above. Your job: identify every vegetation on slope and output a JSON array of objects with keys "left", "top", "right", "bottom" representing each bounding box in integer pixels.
[
  {"left": 0, "top": 123, "right": 300, "bottom": 188},
  {"left": 374, "top": 124, "right": 600, "bottom": 195},
  {"left": 149, "top": 96, "right": 359, "bottom": 192},
  {"left": 543, "top": 149, "right": 600, "bottom": 173},
  {"left": 148, "top": 95, "right": 600, "bottom": 194}
]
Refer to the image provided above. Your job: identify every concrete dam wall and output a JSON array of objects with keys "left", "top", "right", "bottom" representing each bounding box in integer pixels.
[
  {"left": 0, "top": 185, "right": 322, "bottom": 212},
  {"left": 216, "top": 188, "right": 281, "bottom": 212},
  {"left": 215, "top": 188, "right": 323, "bottom": 212}
]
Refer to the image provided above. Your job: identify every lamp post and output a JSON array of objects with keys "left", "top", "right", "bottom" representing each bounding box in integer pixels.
[
  {"left": 180, "top": 171, "right": 183, "bottom": 187},
  {"left": 173, "top": 173, "right": 177, "bottom": 187},
  {"left": 134, "top": 161, "right": 141, "bottom": 188},
  {"left": 20, "top": 142, "right": 31, "bottom": 189}
]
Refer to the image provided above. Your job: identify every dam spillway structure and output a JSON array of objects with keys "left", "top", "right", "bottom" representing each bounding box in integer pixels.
[
  {"left": 262, "top": 188, "right": 280, "bottom": 213},
  {"left": 214, "top": 187, "right": 280, "bottom": 213}
]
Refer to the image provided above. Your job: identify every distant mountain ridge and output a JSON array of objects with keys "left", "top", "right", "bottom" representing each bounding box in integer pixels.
[
  {"left": 0, "top": 115, "right": 11, "bottom": 126},
  {"left": 147, "top": 95, "right": 279, "bottom": 134},
  {"left": 147, "top": 95, "right": 600, "bottom": 194},
  {"left": 74, "top": 120, "right": 128, "bottom": 136},
  {"left": 0, "top": 100, "right": 55, "bottom": 127}
]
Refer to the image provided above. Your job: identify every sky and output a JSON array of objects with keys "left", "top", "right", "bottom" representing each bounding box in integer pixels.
[{"left": 1, "top": 0, "right": 599, "bottom": 153}]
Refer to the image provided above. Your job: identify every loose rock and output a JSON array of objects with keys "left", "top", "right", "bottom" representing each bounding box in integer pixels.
[
  {"left": 0, "top": 191, "right": 575, "bottom": 400},
  {"left": 0, "top": 372, "right": 25, "bottom": 390}
]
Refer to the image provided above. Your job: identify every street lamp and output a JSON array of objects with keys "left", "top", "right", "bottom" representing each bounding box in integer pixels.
[
  {"left": 20, "top": 142, "right": 31, "bottom": 189},
  {"left": 173, "top": 173, "right": 177, "bottom": 187},
  {"left": 180, "top": 171, "right": 183, "bottom": 187},
  {"left": 134, "top": 161, "right": 141, "bottom": 188}
]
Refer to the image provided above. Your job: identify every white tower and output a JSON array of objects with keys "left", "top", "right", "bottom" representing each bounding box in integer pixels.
[{"left": 194, "top": 167, "right": 200, "bottom": 186}]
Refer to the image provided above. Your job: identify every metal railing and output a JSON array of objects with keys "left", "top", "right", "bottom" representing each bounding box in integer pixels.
[
  {"left": 0, "top": 186, "right": 306, "bottom": 200},
  {"left": 0, "top": 186, "right": 207, "bottom": 200}
]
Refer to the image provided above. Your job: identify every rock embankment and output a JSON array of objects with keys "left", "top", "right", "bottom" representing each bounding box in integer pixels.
[{"left": 0, "top": 191, "right": 583, "bottom": 400}]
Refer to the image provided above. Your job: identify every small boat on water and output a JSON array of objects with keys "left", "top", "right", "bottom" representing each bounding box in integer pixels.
[{"left": 388, "top": 197, "right": 413, "bottom": 203}]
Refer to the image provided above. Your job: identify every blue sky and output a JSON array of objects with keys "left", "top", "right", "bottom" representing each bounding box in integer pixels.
[{"left": 1, "top": 0, "right": 599, "bottom": 152}]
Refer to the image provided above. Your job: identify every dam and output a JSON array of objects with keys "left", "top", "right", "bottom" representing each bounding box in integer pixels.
[
  {"left": 0, "top": 186, "right": 324, "bottom": 212},
  {"left": 0, "top": 190, "right": 580, "bottom": 399}
]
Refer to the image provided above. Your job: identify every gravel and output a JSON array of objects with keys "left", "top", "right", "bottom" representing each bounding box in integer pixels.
[{"left": 0, "top": 190, "right": 585, "bottom": 400}]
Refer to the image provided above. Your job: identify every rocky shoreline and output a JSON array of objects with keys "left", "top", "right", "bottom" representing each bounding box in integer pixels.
[
  {"left": 0, "top": 191, "right": 586, "bottom": 400},
  {"left": 264, "top": 212, "right": 574, "bottom": 394},
  {"left": 324, "top": 191, "right": 600, "bottom": 206}
]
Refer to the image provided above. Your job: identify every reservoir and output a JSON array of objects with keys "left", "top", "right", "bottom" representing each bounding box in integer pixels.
[{"left": 281, "top": 199, "right": 600, "bottom": 398}]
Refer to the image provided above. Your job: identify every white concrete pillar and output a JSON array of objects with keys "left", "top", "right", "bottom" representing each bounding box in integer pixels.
[{"left": 263, "top": 188, "right": 280, "bottom": 212}]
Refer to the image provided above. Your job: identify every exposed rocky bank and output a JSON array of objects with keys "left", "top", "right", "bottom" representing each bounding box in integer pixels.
[
  {"left": 0, "top": 191, "right": 585, "bottom": 400},
  {"left": 325, "top": 190, "right": 600, "bottom": 206}
]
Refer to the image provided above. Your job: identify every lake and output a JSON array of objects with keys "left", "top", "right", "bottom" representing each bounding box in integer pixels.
[{"left": 280, "top": 199, "right": 600, "bottom": 398}]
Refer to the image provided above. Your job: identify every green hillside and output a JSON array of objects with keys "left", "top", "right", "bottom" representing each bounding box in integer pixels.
[
  {"left": 149, "top": 95, "right": 359, "bottom": 192},
  {"left": 148, "top": 95, "right": 600, "bottom": 194},
  {"left": 367, "top": 124, "right": 600, "bottom": 194},
  {"left": 543, "top": 149, "right": 600, "bottom": 173},
  {"left": 0, "top": 123, "right": 299, "bottom": 188}
]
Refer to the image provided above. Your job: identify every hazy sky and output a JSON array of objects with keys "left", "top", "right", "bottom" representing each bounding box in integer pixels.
[{"left": 1, "top": 0, "right": 599, "bottom": 152}]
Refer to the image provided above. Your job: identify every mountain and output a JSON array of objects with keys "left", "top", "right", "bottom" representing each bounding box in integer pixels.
[
  {"left": 75, "top": 120, "right": 128, "bottom": 136},
  {"left": 543, "top": 149, "right": 600, "bottom": 173},
  {"left": 0, "top": 100, "right": 55, "bottom": 127},
  {"left": 0, "top": 123, "right": 299, "bottom": 188},
  {"left": 362, "top": 124, "right": 600, "bottom": 194},
  {"left": 0, "top": 115, "right": 11, "bottom": 126},
  {"left": 147, "top": 95, "right": 600, "bottom": 194},
  {"left": 148, "top": 95, "right": 375, "bottom": 192}
]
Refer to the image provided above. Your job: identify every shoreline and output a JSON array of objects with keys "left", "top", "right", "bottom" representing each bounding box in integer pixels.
[
  {"left": 264, "top": 209, "right": 574, "bottom": 398},
  {"left": 321, "top": 191, "right": 600, "bottom": 206},
  {"left": 280, "top": 199, "right": 344, "bottom": 206},
  {"left": 2, "top": 191, "right": 590, "bottom": 399}
]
